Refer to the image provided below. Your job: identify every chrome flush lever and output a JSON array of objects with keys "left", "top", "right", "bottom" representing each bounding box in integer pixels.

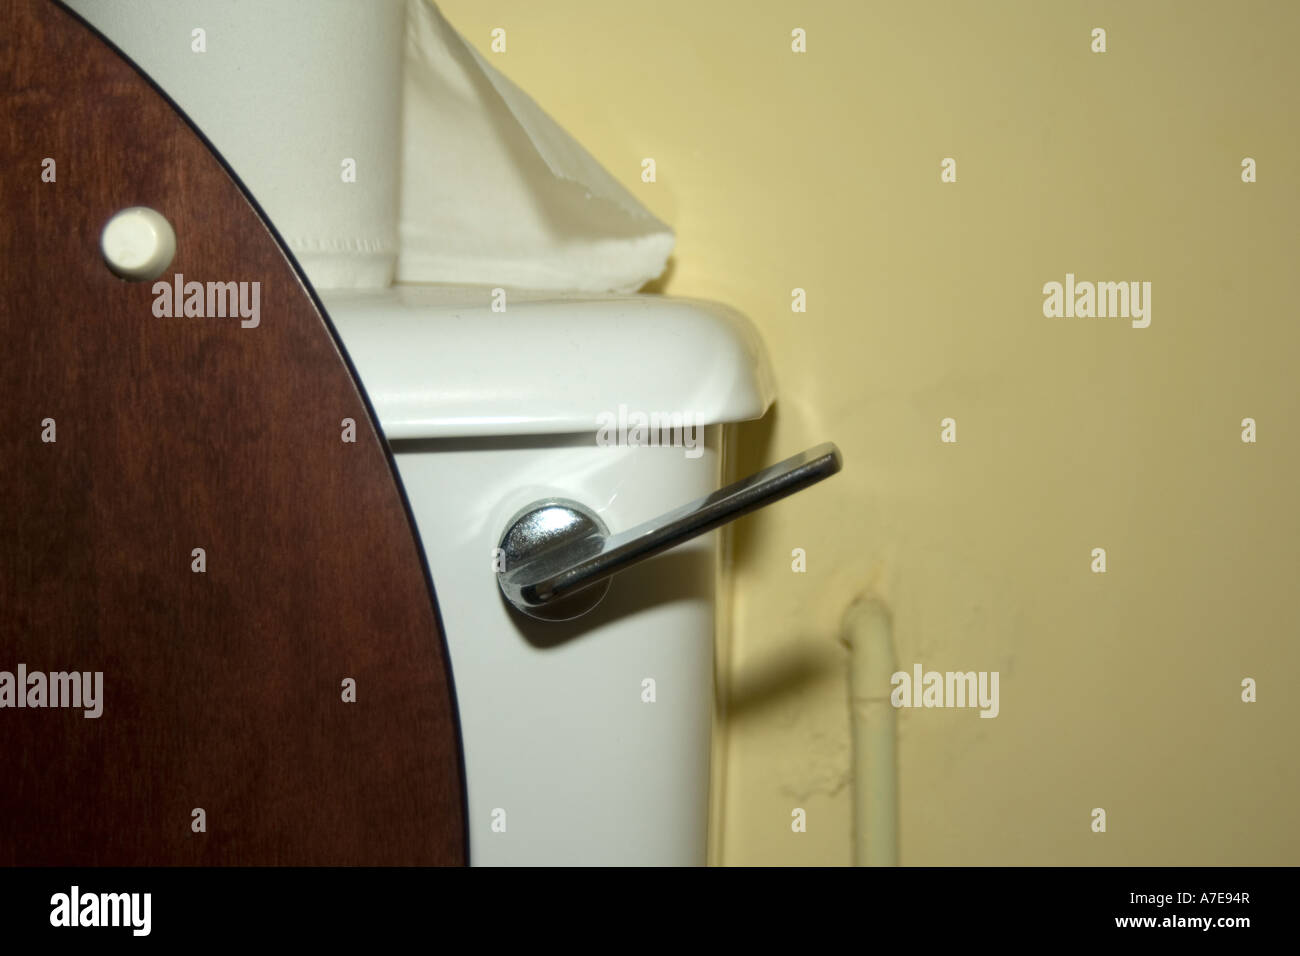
[{"left": 496, "top": 442, "right": 843, "bottom": 621}]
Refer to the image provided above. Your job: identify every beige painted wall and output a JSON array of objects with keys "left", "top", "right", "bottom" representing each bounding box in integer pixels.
[{"left": 439, "top": 0, "right": 1300, "bottom": 865}]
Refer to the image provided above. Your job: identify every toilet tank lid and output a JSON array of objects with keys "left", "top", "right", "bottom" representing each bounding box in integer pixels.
[{"left": 320, "top": 286, "right": 776, "bottom": 440}]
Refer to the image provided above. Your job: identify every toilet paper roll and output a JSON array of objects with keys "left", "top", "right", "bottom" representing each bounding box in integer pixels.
[
  {"left": 399, "top": 0, "right": 675, "bottom": 294},
  {"left": 65, "top": 0, "right": 405, "bottom": 290},
  {"left": 66, "top": 0, "right": 674, "bottom": 295}
]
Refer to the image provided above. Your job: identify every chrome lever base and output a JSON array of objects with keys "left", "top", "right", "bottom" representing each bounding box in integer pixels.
[{"left": 498, "top": 498, "right": 612, "bottom": 621}]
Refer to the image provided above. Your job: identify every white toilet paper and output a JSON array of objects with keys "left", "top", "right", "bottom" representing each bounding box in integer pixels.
[
  {"left": 64, "top": 0, "right": 673, "bottom": 294},
  {"left": 399, "top": 0, "right": 675, "bottom": 293},
  {"left": 66, "top": 0, "right": 406, "bottom": 290}
]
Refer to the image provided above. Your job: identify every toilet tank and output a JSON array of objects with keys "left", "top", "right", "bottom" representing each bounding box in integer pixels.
[{"left": 323, "top": 286, "right": 774, "bottom": 865}]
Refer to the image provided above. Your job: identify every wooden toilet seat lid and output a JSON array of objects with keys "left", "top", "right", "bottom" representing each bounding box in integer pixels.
[{"left": 0, "top": 0, "right": 466, "bottom": 865}]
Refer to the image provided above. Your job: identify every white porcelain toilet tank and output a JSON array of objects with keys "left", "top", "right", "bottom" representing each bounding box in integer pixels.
[{"left": 324, "top": 286, "right": 775, "bottom": 865}]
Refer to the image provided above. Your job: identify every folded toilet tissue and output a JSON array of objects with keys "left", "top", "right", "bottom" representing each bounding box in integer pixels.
[
  {"left": 64, "top": 0, "right": 673, "bottom": 294},
  {"left": 400, "top": 0, "right": 674, "bottom": 293}
]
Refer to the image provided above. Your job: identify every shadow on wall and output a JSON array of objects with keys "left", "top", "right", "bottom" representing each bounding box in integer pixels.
[
  {"left": 637, "top": 255, "right": 676, "bottom": 295},
  {"left": 719, "top": 404, "right": 849, "bottom": 714},
  {"left": 727, "top": 404, "right": 778, "bottom": 571},
  {"left": 724, "top": 637, "right": 845, "bottom": 720}
]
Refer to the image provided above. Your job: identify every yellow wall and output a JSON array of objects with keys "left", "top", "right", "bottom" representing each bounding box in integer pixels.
[{"left": 439, "top": 0, "right": 1300, "bottom": 864}]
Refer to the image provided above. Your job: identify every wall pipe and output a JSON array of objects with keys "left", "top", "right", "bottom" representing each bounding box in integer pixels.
[{"left": 843, "top": 596, "right": 899, "bottom": 866}]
